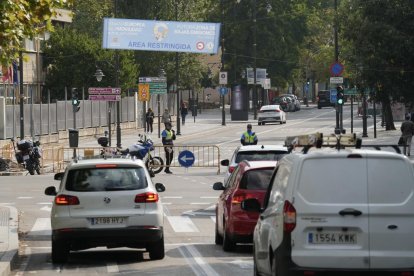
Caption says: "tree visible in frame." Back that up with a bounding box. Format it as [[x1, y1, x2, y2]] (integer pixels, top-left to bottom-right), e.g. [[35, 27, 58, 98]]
[[0, 0, 73, 66], [340, 0, 414, 130]]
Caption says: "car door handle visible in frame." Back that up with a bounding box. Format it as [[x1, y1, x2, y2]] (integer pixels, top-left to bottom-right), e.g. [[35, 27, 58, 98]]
[[339, 208, 362, 216]]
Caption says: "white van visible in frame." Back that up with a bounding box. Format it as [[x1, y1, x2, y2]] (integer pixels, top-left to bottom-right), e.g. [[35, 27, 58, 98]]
[[243, 148, 414, 275]]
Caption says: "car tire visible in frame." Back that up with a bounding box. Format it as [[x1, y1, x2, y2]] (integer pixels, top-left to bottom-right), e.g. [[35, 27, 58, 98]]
[[222, 222, 235, 252], [272, 247, 295, 276], [317, 106, 322, 109], [262, 122, 265, 126], [215, 221, 223, 245], [148, 236, 165, 260], [51, 238, 70, 264], [253, 245, 261, 276], [258, 122, 262, 126]]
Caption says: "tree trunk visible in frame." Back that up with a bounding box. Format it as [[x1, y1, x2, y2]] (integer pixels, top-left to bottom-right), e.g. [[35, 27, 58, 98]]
[[382, 97, 396, 130]]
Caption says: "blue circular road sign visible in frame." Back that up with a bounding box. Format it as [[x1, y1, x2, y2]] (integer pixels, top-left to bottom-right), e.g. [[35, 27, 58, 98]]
[[330, 62, 344, 76], [219, 87, 228, 96], [178, 150, 195, 168]]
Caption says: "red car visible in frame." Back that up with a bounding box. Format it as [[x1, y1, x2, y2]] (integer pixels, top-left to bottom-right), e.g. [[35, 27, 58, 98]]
[[213, 160, 277, 251]]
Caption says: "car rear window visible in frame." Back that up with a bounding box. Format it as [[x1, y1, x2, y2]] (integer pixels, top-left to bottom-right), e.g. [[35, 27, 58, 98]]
[[66, 167, 148, 192], [239, 168, 274, 190], [235, 151, 287, 163]]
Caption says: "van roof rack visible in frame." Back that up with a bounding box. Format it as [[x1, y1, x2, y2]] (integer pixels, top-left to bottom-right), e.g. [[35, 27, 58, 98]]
[[285, 133, 402, 154]]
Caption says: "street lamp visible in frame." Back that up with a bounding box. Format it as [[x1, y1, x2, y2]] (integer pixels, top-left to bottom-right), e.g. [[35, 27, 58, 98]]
[[94, 68, 113, 146]]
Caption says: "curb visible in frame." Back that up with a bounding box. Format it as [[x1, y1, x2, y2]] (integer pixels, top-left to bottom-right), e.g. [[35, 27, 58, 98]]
[[0, 206, 19, 276]]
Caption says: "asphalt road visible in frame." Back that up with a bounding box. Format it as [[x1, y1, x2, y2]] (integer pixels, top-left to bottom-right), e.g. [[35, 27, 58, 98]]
[[3, 104, 393, 275]]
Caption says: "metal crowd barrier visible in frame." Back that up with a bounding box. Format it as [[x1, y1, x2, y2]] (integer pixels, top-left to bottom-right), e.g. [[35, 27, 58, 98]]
[[51, 145, 221, 174]]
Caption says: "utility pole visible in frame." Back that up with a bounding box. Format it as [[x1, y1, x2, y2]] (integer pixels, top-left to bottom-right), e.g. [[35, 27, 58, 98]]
[[114, 0, 121, 148], [334, 0, 340, 133], [253, 0, 257, 120], [175, 0, 181, 135], [19, 52, 24, 139], [221, 0, 226, 126]]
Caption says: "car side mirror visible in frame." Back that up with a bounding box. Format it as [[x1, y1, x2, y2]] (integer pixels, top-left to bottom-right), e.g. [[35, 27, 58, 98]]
[[54, 172, 64, 180], [44, 186, 57, 196], [241, 198, 262, 212], [212, 182, 225, 191], [220, 159, 229, 166], [155, 183, 166, 192]]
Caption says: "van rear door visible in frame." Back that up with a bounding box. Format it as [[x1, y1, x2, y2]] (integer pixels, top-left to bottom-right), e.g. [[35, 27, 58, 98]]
[[367, 156, 414, 269], [292, 155, 369, 269]]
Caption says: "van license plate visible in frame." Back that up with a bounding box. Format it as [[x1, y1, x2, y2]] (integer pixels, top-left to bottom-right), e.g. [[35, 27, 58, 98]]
[[308, 232, 357, 244], [91, 217, 125, 225]]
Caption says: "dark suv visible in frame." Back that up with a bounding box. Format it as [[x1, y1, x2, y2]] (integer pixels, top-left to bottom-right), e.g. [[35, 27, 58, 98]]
[[317, 90, 334, 109]]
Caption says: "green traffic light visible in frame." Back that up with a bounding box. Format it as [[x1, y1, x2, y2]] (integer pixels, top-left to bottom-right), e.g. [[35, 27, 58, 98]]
[[337, 99, 344, 105]]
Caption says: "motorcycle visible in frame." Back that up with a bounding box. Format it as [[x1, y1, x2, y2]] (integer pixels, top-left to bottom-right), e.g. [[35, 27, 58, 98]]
[[97, 133, 164, 175], [11, 138, 42, 175]]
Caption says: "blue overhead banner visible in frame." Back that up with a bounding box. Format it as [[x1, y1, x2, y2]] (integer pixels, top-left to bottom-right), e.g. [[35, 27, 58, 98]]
[[102, 18, 221, 54]]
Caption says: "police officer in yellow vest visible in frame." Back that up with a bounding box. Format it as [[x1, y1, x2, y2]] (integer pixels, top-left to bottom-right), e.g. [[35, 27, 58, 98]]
[[162, 122, 176, 174], [241, 124, 258, 145]]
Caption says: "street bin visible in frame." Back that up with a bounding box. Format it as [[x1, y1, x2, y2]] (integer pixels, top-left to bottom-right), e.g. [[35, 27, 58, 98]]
[[68, 128, 79, 148]]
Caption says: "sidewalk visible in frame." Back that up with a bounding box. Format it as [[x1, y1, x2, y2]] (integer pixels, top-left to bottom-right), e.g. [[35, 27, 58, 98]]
[[0, 206, 18, 276]]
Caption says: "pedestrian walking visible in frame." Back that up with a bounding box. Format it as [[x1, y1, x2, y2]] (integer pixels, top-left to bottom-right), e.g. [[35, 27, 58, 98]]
[[181, 102, 188, 125], [162, 122, 176, 174], [162, 108, 172, 128], [145, 108, 154, 133], [240, 124, 258, 145], [401, 114, 414, 156]]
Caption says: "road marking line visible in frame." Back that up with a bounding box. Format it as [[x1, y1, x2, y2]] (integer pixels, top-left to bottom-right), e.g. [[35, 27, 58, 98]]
[[162, 196, 183, 199], [178, 245, 219, 276], [37, 202, 52, 205], [200, 197, 217, 199], [162, 202, 172, 205], [190, 202, 211, 205], [167, 216, 199, 232], [107, 262, 119, 273], [29, 218, 51, 236], [17, 197, 33, 199], [40, 206, 52, 212]]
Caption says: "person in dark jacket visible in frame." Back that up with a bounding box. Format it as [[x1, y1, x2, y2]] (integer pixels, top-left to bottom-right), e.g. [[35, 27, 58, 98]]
[[181, 102, 188, 125], [401, 114, 414, 156], [145, 108, 154, 133], [161, 122, 176, 173]]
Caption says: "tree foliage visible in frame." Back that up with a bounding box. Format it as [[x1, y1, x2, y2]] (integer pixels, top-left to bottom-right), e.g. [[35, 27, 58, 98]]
[[340, 0, 414, 129], [0, 0, 73, 66]]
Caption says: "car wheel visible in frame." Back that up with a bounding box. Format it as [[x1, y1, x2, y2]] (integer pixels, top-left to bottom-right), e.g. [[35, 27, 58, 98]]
[[51, 238, 70, 264], [253, 245, 261, 276], [222, 222, 235, 252], [272, 247, 294, 276], [148, 236, 165, 260], [262, 122, 265, 126], [317, 106, 322, 109], [258, 122, 261, 126], [215, 220, 223, 245]]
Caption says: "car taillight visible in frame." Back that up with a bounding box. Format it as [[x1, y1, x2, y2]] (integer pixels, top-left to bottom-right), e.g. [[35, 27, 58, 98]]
[[273, 109, 280, 112], [283, 200, 296, 232], [135, 192, 159, 203], [55, 195, 80, 205], [228, 166, 236, 173], [231, 191, 257, 205]]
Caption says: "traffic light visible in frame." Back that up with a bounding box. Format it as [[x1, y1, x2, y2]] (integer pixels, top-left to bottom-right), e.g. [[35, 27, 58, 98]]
[[336, 86, 344, 105], [71, 88, 81, 112]]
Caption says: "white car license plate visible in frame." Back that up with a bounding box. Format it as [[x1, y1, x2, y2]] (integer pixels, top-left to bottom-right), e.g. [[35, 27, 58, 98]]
[[308, 232, 357, 244], [91, 217, 125, 225], [23, 155, 30, 161]]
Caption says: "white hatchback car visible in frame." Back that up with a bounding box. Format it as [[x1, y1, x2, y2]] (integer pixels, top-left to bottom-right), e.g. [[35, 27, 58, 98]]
[[242, 148, 414, 275], [258, 105, 287, 125], [220, 145, 288, 184], [45, 157, 166, 263]]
